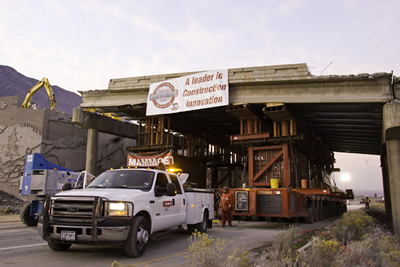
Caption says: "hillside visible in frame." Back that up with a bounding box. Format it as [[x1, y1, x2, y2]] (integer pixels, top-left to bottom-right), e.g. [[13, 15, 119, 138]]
[[0, 65, 81, 114]]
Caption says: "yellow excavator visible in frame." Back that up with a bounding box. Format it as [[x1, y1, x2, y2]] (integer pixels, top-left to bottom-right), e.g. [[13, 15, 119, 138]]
[[84, 107, 123, 121], [20, 77, 56, 110]]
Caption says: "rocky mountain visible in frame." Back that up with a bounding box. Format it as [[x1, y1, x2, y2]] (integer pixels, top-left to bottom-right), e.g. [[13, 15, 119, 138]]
[[0, 65, 81, 114]]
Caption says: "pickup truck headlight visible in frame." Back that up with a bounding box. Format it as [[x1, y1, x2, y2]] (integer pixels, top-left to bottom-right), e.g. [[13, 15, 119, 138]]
[[107, 202, 131, 216]]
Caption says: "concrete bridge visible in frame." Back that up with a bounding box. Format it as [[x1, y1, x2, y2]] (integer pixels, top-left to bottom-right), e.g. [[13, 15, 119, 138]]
[[73, 63, 400, 234]]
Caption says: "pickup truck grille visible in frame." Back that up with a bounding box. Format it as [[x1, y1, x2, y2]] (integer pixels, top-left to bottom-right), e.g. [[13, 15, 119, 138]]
[[47, 196, 104, 224]]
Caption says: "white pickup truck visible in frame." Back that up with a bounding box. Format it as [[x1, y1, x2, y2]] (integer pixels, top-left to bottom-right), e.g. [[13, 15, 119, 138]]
[[37, 168, 214, 257]]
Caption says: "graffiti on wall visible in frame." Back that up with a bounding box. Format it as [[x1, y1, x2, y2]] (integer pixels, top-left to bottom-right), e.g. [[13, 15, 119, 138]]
[[0, 124, 133, 188], [0, 124, 41, 186]]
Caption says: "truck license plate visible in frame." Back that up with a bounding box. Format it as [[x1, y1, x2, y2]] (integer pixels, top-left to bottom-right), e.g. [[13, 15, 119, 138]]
[[60, 231, 76, 241]]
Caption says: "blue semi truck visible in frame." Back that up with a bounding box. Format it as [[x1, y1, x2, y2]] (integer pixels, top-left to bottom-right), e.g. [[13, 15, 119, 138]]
[[19, 153, 84, 226]]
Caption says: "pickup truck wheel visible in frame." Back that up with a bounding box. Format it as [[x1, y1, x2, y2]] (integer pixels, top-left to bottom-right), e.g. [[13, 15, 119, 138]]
[[195, 212, 208, 233], [47, 241, 71, 251], [20, 202, 38, 227], [124, 216, 149, 258], [187, 224, 195, 233]]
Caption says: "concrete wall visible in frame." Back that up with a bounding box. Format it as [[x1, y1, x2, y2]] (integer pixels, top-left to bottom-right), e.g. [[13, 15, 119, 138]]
[[0, 96, 136, 199]]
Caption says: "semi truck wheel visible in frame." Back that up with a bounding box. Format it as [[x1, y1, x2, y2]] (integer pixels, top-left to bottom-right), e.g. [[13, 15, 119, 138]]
[[20, 202, 38, 226], [195, 212, 208, 233], [124, 216, 149, 258], [47, 241, 71, 251]]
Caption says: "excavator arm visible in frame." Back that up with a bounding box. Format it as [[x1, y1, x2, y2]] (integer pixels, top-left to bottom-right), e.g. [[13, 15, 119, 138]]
[[20, 77, 56, 110], [84, 108, 122, 121]]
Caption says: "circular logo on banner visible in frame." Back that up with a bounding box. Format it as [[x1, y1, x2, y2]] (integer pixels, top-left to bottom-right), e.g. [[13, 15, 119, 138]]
[[149, 82, 178, 109]]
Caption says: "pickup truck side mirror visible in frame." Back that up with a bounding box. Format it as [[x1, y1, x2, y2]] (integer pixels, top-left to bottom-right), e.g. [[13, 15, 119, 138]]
[[167, 183, 176, 196], [155, 183, 176, 197]]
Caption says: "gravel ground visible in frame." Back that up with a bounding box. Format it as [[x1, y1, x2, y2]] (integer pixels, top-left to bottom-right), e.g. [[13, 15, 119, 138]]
[[0, 190, 27, 215]]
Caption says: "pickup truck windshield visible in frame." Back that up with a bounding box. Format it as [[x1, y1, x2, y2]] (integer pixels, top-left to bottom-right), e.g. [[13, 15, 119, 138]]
[[87, 170, 155, 191]]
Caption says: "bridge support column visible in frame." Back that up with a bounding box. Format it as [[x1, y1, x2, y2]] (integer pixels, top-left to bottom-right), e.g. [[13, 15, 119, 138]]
[[383, 101, 400, 235], [86, 128, 98, 175]]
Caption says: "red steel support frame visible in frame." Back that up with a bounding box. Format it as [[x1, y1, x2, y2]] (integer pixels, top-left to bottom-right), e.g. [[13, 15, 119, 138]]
[[248, 144, 290, 187]]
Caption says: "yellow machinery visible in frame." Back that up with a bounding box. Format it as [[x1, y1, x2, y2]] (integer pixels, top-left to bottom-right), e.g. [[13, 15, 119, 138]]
[[84, 108, 122, 121], [21, 77, 56, 110]]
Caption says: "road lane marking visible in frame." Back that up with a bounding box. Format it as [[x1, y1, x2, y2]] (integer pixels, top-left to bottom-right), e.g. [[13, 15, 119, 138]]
[[126, 251, 190, 266], [0, 243, 48, 251]]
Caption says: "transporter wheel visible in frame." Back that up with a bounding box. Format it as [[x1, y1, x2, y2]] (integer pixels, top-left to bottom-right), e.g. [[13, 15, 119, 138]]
[[305, 208, 314, 224], [47, 241, 71, 251], [195, 212, 208, 233], [276, 217, 285, 223], [291, 217, 300, 223], [240, 215, 249, 221], [20, 202, 38, 227], [313, 208, 319, 222], [124, 216, 149, 258]]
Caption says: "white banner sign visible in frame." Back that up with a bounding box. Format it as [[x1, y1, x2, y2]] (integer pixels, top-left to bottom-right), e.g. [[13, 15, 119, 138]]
[[146, 69, 229, 116], [127, 151, 174, 167]]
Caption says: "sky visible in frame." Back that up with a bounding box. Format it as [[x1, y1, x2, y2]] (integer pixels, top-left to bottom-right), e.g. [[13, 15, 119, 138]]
[[1, 0, 398, 191]]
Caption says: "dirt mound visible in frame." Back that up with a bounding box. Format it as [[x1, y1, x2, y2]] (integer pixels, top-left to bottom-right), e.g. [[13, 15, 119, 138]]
[[0, 190, 27, 215]]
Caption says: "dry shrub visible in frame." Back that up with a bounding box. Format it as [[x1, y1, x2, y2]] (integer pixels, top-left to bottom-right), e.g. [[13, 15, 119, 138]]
[[2, 206, 13, 214], [334, 238, 374, 267], [255, 211, 400, 267], [369, 202, 385, 213], [332, 234, 400, 267], [253, 225, 302, 267], [331, 210, 374, 244], [292, 237, 340, 267], [185, 231, 248, 267], [111, 261, 124, 267], [367, 202, 391, 230], [378, 235, 400, 267]]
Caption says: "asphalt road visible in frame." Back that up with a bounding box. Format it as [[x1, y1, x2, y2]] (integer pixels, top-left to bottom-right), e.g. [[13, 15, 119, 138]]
[[0, 208, 360, 267]]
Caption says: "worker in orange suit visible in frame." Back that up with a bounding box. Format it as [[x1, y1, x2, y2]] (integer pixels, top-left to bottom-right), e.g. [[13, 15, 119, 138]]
[[219, 186, 233, 227]]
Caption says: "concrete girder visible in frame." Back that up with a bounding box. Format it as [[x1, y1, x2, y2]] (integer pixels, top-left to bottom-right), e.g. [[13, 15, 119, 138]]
[[78, 64, 394, 109], [72, 108, 138, 174], [72, 108, 138, 138], [394, 77, 400, 100]]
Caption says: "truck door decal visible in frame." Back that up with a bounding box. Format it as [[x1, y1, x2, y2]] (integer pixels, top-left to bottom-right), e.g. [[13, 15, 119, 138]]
[[163, 201, 173, 207]]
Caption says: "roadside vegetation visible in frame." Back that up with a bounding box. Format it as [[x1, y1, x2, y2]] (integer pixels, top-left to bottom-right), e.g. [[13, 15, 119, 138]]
[[185, 231, 249, 267], [111, 203, 399, 267], [254, 202, 400, 267]]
